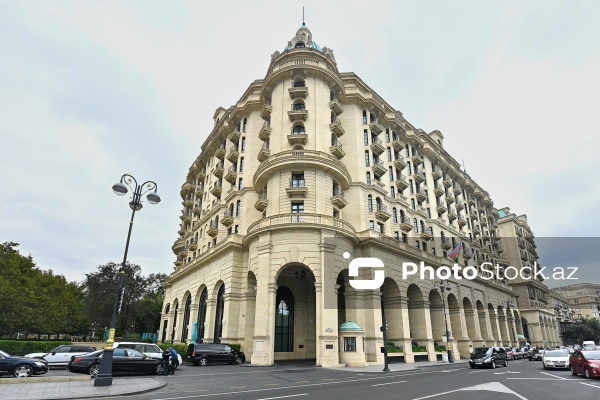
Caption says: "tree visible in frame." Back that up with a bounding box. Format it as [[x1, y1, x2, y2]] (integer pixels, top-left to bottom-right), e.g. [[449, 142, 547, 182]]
[[562, 318, 600, 345]]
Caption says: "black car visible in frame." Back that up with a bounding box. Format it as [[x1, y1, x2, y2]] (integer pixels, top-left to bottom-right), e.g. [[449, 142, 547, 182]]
[[0, 350, 49, 378], [529, 348, 543, 361], [469, 346, 508, 369], [186, 343, 245, 366], [67, 349, 163, 377]]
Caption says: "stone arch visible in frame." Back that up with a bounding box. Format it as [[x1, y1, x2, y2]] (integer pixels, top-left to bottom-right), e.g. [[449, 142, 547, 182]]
[[171, 298, 180, 343], [181, 291, 193, 342], [497, 306, 509, 345], [381, 277, 405, 347], [407, 284, 428, 343], [513, 310, 524, 336], [463, 297, 476, 340], [213, 283, 226, 343], [447, 293, 462, 340], [487, 303, 499, 341], [428, 289, 445, 344], [476, 301, 490, 341]]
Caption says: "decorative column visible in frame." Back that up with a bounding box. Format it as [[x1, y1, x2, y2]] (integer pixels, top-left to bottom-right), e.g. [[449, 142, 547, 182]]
[[251, 281, 277, 365], [187, 304, 199, 343]]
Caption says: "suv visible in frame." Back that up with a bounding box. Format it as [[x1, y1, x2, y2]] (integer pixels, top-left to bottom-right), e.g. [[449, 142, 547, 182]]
[[113, 342, 182, 368], [469, 346, 508, 369], [25, 345, 96, 366], [186, 343, 245, 366]]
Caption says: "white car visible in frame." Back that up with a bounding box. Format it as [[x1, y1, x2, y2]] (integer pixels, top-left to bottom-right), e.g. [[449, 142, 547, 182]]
[[113, 342, 182, 368], [542, 349, 570, 369], [25, 345, 96, 366]]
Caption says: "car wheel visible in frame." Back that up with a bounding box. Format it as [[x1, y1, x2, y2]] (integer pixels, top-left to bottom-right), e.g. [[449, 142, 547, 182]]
[[571, 366, 578, 376], [528, 357, 532, 361], [199, 357, 208, 366], [235, 356, 243, 365], [543, 364, 547, 370], [491, 360, 496, 369], [585, 368, 591, 379], [504, 359, 508, 367], [88, 364, 100, 378], [154, 363, 163, 375], [470, 364, 475, 369], [13, 364, 33, 378]]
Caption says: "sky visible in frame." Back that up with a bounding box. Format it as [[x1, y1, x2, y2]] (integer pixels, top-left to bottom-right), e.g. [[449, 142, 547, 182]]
[[1, 0, 599, 286]]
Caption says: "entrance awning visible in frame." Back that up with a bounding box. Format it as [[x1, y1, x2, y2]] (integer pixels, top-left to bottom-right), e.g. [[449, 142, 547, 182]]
[[517, 334, 527, 340]]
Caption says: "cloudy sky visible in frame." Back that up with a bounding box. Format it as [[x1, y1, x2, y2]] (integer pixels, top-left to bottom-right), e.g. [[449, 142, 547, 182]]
[[1, 0, 599, 286]]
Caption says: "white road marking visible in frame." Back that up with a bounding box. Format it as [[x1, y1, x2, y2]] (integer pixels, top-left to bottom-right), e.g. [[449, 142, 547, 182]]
[[580, 382, 600, 389], [254, 395, 308, 400], [410, 381, 528, 400], [372, 380, 407, 386], [494, 371, 521, 374], [506, 378, 566, 380], [540, 372, 565, 379], [469, 370, 486, 373]]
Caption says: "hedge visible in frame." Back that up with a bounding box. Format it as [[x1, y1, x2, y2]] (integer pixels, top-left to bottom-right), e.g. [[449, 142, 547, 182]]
[[0, 340, 71, 356], [156, 342, 243, 361]]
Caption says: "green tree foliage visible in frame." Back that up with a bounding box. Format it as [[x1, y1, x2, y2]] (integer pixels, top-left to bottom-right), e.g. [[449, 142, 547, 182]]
[[0, 242, 88, 336], [562, 318, 600, 344]]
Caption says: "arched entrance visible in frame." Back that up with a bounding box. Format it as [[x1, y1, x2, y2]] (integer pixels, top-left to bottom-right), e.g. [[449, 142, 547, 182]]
[[476, 301, 490, 343], [213, 284, 225, 343], [196, 288, 208, 343], [181, 294, 192, 343], [488, 303, 499, 344]]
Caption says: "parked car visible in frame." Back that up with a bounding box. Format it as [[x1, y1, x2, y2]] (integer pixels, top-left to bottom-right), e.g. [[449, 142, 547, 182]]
[[24, 345, 96, 366], [529, 348, 543, 361], [0, 350, 49, 378], [113, 342, 182, 368], [67, 349, 163, 377], [186, 343, 245, 366], [504, 347, 514, 360], [570, 350, 600, 378], [469, 346, 508, 369], [582, 341, 597, 351], [542, 349, 570, 369]]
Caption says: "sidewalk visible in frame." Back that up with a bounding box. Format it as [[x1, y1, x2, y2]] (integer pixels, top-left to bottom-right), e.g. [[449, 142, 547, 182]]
[[0, 377, 167, 400], [327, 358, 470, 373]]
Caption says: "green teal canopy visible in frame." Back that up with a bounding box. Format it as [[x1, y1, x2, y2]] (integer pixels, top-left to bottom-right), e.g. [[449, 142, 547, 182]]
[[339, 321, 363, 331]]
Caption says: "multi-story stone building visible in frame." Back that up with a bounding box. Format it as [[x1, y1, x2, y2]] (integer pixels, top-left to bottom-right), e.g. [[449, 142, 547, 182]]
[[548, 291, 575, 345], [552, 283, 600, 321], [162, 24, 558, 366], [496, 208, 560, 347]]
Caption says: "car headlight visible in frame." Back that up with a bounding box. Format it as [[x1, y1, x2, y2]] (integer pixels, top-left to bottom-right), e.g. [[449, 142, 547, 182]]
[[34, 361, 46, 366], [589, 363, 599, 368], [484, 357, 491, 362]]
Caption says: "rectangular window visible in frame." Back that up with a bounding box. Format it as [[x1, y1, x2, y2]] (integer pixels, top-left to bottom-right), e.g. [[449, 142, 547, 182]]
[[369, 220, 375, 230], [409, 180, 414, 194], [390, 186, 395, 198], [407, 162, 412, 175], [365, 151, 370, 166], [427, 208, 431, 218], [385, 130, 390, 142], [227, 227, 232, 236], [415, 240, 420, 249], [406, 146, 410, 157], [422, 242, 427, 251], [241, 137, 246, 152], [402, 233, 408, 243], [394, 231, 399, 240], [291, 173, 305, 187], [234, 225, 239, 234], [432, 247, 436, 255], [366, 172, 371, 185], [364, 130, 369, 144], [377, 223, 384, 233], [291, 202, 304, 222], [238, 178, 243, 190], [242, 118, 247, 132], [413, 218, 418, 232], [389, 167, 394, 181], [363, 111, 367, 125], [411, 199, 416, 210], [387, 147, 392, 161], [344, 337, 356, 352], [239, 157, 244, 172]]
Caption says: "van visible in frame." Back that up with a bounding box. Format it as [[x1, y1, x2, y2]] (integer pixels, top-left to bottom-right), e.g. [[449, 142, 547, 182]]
[[582, 341, 596, 350], [186, 343, 245, 366]]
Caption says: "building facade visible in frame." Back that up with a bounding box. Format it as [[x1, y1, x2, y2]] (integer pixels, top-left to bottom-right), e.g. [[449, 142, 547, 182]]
[[162, 24, 559, 366], [552, 283, 600, 321]]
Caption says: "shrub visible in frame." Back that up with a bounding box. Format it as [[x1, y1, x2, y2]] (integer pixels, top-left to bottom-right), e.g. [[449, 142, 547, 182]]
[[0, 340, 71, 356], [386, 341, 403, 353], [141, 337, 154, 343], [158, 343, 189, 360], [411, 342, 427, 352], [433, 342, 446, 352]]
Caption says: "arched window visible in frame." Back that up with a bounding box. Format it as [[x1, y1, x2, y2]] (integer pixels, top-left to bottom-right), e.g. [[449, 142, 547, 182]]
[[400, 210, 406, 223], [181, 295, 192, 342], [413, 218, 418, 233], [376, 197, 383, 211], [441, 231, 446, 241], [294, 41, 305, 48], [236, 200, 242, 216], [197, 289, 208, 343], [292, 101, 306, 110], [370, 113, 376, 123], [420, 220, 426, 232], [213, 285, 225, 343], [162, 304, 170, 343], [392, 208, 398, 223], [275, 286, 294, 352], [228, 203, 234, 216], [292, 124, 305, 134], [171, 302, 179, 342], [367, 195, 373, 212], [294, 79, 305, 87]]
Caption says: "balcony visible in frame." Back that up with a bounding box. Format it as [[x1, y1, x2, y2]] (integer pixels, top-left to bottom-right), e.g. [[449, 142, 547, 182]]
[[370, 136, 385, 155], [520, 252, 528, 261], [480, 218, 488, 226], [224, 165, 238, 184], [468, 198, 476, 206], [332, 188, 347, 208], [415, 191, 427, 202], [227, 145, 239, 163], [482, 195, 492, 206], [207, 221, 218, 237], [416, 205, 428, 218], [391, 138, 405, 151], [222, 211, 234, 227], [258, 121, 271, 141], [329, 98, 344, 114], [371, 160, 386, 177], [518, 240, 525, 249], [458, 217, 467, 227], [286, 179, 308, 197], [463, 247, 472, 259], [399, 218, 413, 232], [477, 204, 485, 213], [288, 133, 308, 145], [257, 143, 270, 162], [395, 175, 409, 190], [180, 182, 194, 199], [393, 155, 407, 170], [288, 86, 308, 99], [210, 181, 222, 197], [443, 177, 453, 188], [455, 200, 464, 210], [261, 103, 272, 119], [330, 138, 345, 159], [174, 256, 184, 268], [213, 161, 224, 178], [195, 183, 204, 197], [473, 187, 483, 198], [420, 228, 432, 241], [171, 239, 185, 254], [436, 200, 447, 214], [288, 104, 308, 122], [441, 237, 453, 250], [329, 118, 345, 136], [188, 238, 198, 251], [472, 225, 481, 235], [227, 128, 241, 143], [254, 190, 267, 211], [448, 208, 457, 221], [375, 204, 391, 221], [445, 193, 455, 204], [412, 154, 423, 166], [414, 171, 425, 184], [193, 202, 202, 215], [183, 194, 194, 208], [369, 120, 383, 134], [434, 183, 445, 196], [469, 209, 478, 220], [215, 144, 226, 160], [453, 183, 462, 195]]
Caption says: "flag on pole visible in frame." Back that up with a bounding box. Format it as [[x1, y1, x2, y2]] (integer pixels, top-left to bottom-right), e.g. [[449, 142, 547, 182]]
[[448, 242, 464, 262]]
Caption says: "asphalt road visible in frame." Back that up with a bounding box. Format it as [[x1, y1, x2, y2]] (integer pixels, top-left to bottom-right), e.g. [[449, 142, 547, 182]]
[[43, 359, 600, 400]]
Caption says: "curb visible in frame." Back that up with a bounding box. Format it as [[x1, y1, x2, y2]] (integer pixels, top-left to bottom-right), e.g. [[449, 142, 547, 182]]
[[0, 376, 91, 384], [39, 381, 168, 400]]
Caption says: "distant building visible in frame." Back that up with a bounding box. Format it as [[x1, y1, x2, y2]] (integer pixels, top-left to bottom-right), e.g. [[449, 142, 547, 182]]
[[162, 23, 559, 366], [548, 291, 575, 345], [552, 283, 600, 321]]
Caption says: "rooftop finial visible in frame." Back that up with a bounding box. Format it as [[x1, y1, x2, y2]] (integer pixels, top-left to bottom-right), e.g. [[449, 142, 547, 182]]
[[302, 6, 305, 26]]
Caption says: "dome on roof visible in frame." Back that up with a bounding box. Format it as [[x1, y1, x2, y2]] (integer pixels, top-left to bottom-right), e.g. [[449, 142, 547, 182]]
[[339, 321, 363, 331], [285, 22, 322, 52]]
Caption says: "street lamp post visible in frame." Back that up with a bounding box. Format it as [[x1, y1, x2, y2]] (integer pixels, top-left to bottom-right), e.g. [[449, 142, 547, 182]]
[[433, 280, 454, 363], [94, 174, 160, 387]]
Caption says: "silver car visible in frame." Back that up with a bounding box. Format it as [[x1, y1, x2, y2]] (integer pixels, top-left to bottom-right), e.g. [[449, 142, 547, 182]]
[[25, 345, 96, 366], [542, 349, 570, 369]]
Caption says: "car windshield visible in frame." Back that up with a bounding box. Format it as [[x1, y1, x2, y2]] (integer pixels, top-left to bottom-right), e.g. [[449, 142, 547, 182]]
[[583, 351, 600, 359], [0, 350, 11, 357], [545, 351, 568, 357], [473, 348, 491, 356]]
